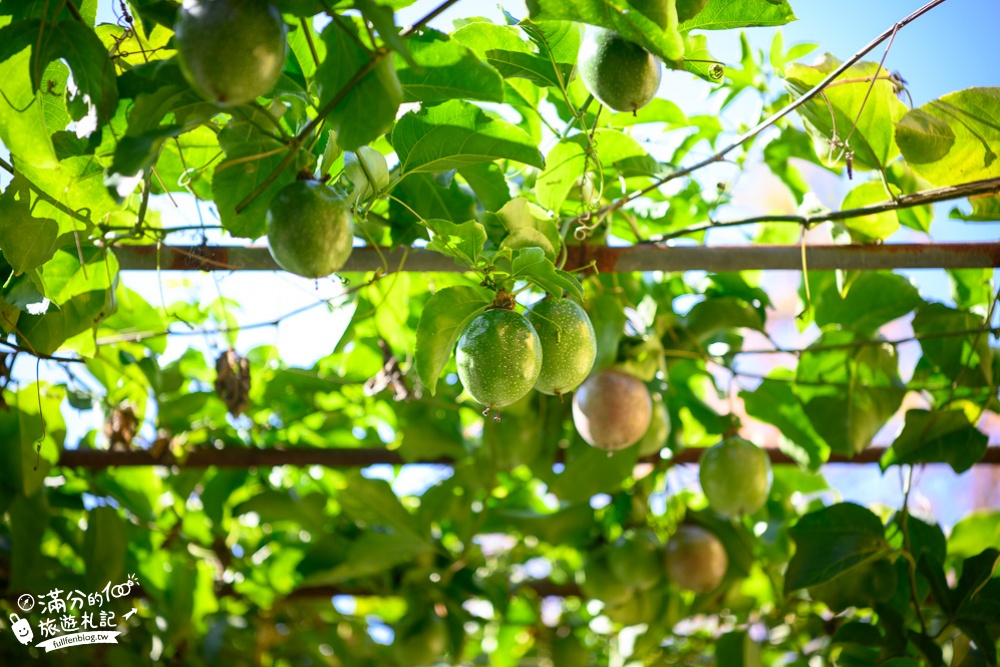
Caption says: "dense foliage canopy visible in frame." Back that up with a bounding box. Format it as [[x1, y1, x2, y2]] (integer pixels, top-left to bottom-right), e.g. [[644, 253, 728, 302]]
[[0, 0, 998, 665]]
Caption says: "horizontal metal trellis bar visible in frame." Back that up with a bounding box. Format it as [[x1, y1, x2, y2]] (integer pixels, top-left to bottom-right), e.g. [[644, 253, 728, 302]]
[[113, 242, 1000, 273], [55, 444, 1000, 469]]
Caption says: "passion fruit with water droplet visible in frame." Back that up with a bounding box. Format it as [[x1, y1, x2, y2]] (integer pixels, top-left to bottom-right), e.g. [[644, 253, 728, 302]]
[[456, 308, 542, 409]]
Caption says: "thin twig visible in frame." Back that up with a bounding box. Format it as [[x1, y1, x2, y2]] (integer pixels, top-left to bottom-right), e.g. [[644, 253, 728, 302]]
[[645, 176, 1000, 242]]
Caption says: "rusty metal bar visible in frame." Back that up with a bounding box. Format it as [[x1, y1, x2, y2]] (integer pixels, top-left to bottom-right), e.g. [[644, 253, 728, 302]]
[[55, 444, 1000, 469], [113, 242, 1000, 274]]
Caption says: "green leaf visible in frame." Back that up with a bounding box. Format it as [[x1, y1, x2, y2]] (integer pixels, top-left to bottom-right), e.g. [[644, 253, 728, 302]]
[[951, 195, 1000, 223], [0, 25, 58, 168], [589, 292, 626, 370], [41, 20, 119, 125], [17, 288, 111, 356], [949, 268, 994, 311], [949, 511, 1000, 561], [814, 271, 923, 335], [548, 442, 639, 503], [785, 502, 890, 592], [453, 19, 578, 90], [952, 549, 1000, 611], [0, 177, 60, 274], [393, 99, 544, 174], [912, 303, 993, 389], [896, 88, 1000, 186], [486, 197, 561, 260], [303, 531, 433, 585], [681, 0, 795, 30], [796, 331, 906, 456], [340, 472, 432, 546], [34, 246, 118, 305], [414, 285, 492, 394], [233, 490, 327, 533], [839, 181, 901, 241], [715, 630, 763, 667], [316, 20, 402, 151], [389, 172, 477, 242], [786, 55, 908, 171], [526, 0, 684, 62], [83, 505, 128, 589], [741, 375, 828, 469], [212, 117, 296, 239], [537, 129, 651, 213], [881, 409, 988, 474], [685, 296, 764, 340], [425, 219, 488, 269], [459, 162, 512, 212], [509, 247, 585, 301], [395, 29, 504, 103]]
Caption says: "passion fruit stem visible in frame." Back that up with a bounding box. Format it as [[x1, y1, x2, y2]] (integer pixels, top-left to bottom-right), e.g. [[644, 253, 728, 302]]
[[489, 289, 517, 311]]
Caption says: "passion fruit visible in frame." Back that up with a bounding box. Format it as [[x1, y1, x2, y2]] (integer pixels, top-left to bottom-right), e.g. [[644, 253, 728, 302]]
[[266, 180, 353, 278], [174, 0, 287, 106], [456, 308, 542, 409], [577, 27, 661, 113], [699, 436, 772, 517], [664, 524, 728, 594], [607, 530, 663, 591], [572, 369, 653, 451], [526, 298, 597, 397]]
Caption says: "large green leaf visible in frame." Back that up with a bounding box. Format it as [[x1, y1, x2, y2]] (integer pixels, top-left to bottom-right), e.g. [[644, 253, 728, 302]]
[[393, 99, 544, 174], [785, 502, 890, 592], [340, 472, 434, 546], [0, 28, 58, 167], [741, 375, 828, 469], [16, 288, 111, 356], [414, 285, 493, 394], [537, 129, 651, 212], [526, 0, 684, 62], [83, 505, 128, 589], [912, 303, 993, 389], [453, 19, 579, 90], [881, 409, 988, 474], [0, 176, 61, 274], [839, 181, 901, 241], [813, 271, 923, 335], [795, 330, 906, 456], [396, 29, 504, 103], [302, 531, 433, 585], [34, 246, 118, 305], [425, 219, 488, 269], [896, 87, 1000, 186], [316, 19, 403, 151], [715, 630, 763, 667], [786, 55, 908, 171], [680, 0, 795, 30]]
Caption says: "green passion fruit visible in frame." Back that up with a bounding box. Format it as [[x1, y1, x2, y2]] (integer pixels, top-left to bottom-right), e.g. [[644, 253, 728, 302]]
[[456, 309, 542, 409], [526, 298, 597, 397], [577, 27, 661, 113], [607, 530, 663, 591], [664, 524, 728, 594], [266, 180, 353, 278], [699, 435, 772, 517], [175, 0, 287, 106], [572, 369, 653, 451]]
